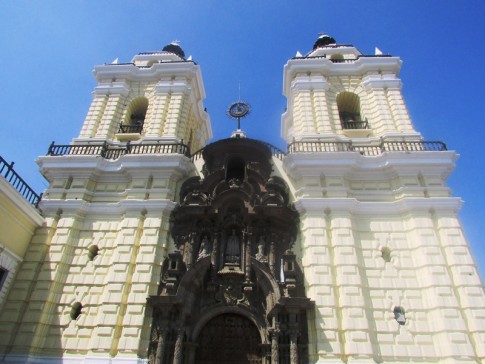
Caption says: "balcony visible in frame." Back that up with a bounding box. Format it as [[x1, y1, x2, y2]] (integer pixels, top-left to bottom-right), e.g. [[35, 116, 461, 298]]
[[341, 118, 369, 130], [116, 122, 144, 141], [47, 141, 191, 159], [118, 124, 143, 134]]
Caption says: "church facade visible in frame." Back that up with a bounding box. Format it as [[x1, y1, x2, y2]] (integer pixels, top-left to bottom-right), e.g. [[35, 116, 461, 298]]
[[0, 36, 484, 364]]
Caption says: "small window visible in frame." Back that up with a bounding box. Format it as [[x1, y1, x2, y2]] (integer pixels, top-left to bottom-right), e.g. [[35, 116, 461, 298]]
[[70, 302, 83, 320], [330, 53, 344, 63], [393, 306, 406, 325], [381, 247, 391, 263], [87, 245, 99, 261]]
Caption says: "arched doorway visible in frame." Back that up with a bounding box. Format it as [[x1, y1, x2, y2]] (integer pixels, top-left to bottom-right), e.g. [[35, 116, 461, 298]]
[[195, 313, 262, 364]]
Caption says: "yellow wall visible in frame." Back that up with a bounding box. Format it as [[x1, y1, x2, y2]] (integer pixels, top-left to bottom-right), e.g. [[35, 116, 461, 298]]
[[0, 179, 43, 259]]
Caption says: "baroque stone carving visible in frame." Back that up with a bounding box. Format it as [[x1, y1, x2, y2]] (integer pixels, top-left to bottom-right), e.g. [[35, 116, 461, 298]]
[[147, 138, 313, 363]]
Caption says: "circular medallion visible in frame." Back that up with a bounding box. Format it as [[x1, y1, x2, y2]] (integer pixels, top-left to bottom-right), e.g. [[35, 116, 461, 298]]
[[228, 101, 250, 119]]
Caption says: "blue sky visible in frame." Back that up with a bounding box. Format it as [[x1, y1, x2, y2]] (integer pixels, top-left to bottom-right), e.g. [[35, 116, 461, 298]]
[[1, 1, 484, 278]]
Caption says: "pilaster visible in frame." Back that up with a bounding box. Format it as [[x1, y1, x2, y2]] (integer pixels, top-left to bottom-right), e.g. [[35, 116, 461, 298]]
[[163, 93, 186, 138], [365, 87, 395, 134], [432, 210, 485, 360], [312, 87, 333, 134], [145, 93, 170, 137], [328, 209, 375, 362], [79, 94, 108, 138], [297, 203, 341, 362], [95, 94, 126, 139], [291, 75, 317, 137], [386, 88, 415, 133]]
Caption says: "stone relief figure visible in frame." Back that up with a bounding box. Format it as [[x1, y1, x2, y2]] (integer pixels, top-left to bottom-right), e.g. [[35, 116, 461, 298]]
[[255, 236, 268, 263], [197, 235, 210, 260], [225, 229, 240, 262]]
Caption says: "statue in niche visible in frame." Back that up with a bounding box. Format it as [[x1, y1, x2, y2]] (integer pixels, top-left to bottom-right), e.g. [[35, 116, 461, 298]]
[[255, 236, 268, 263], [225, 229, 240, 263], [197, 235, 211, 260]]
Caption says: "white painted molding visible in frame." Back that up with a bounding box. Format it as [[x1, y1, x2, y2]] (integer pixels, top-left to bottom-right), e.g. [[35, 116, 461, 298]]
[[294, 196, 463, 215], [38, 199, 177, 217]]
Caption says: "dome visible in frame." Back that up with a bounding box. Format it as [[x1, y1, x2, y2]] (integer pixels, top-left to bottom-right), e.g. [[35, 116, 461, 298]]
[[313, 34, 337, 50], [162, 41, 185, 59]]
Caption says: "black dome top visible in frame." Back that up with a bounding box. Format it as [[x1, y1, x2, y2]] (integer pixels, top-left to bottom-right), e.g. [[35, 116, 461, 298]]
[[162, 42, 185, 59], [313, 35, 337, 50]]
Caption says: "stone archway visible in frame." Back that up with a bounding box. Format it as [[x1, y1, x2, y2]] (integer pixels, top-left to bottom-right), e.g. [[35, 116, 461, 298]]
[[195, 313, 262, 364]]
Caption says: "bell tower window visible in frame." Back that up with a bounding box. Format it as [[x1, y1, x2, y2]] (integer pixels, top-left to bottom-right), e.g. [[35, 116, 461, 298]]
[[119, 97, 148, 134], [337, 92, 368, 129]]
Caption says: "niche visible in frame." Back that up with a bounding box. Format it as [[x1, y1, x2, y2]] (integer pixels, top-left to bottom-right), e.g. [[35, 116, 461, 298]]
[[226, 156, 246, 182], [70, 302, 83, 320]]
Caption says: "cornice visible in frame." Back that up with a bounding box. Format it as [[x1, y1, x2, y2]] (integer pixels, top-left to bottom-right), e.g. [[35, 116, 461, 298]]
[[283, 56, 402, 96], [283, 151, 457, 180], [37, 154, 196, 182], [294, 197, 463, 216], [39, 198, 177, 217]]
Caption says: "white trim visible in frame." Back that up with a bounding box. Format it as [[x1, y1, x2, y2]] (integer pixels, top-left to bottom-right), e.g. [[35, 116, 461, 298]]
[[294, 197, 463, 215], [39, 199, 177, 217]]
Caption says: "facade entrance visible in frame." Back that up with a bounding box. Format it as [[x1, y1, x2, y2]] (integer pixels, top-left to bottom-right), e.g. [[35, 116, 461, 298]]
[[147, 137, 313, 364], [196, 314, 262, 364]]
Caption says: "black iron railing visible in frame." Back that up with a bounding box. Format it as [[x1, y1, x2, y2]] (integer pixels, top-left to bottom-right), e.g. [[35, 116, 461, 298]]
[[287, 140, 447, 155], [341, 119, 369, 130], [118, 124, 143, 134], [0, 156, 41, 206], [47, 141, 191, 159], [46, 139, 447, 163]]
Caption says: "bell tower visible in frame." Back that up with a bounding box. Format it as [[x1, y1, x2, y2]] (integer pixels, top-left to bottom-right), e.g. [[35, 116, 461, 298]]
[[282, 34, 418, 142], [78, 41, 211, 150], [281, 35, 485, 364], [0, 42, 211, 363]]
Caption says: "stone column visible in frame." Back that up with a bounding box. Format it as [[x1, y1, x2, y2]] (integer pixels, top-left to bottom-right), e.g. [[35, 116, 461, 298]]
[[245, 230, 252, 281], [271, 329, 280, 364], [185, 233, 196, 270], [289, 331, 299, 364], [155, 327, 168, 364], [211, 231, 219, 274], [269, 238, 276, 278], [185, 341, 198, 364], [172, 327, 184, 364]]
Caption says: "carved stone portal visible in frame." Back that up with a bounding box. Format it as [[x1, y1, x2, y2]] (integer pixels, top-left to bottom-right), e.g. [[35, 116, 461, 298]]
[[147, 138, 313, 363]]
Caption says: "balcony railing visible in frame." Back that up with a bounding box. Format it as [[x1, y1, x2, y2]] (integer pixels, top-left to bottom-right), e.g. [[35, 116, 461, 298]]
[[287, 140, 447, 155], [118, 124, 143, 134], [46, 139, 447, 164], [0, 156, 41, 206], [341, 119, 369, 130], [47, 141, 190, 159]]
